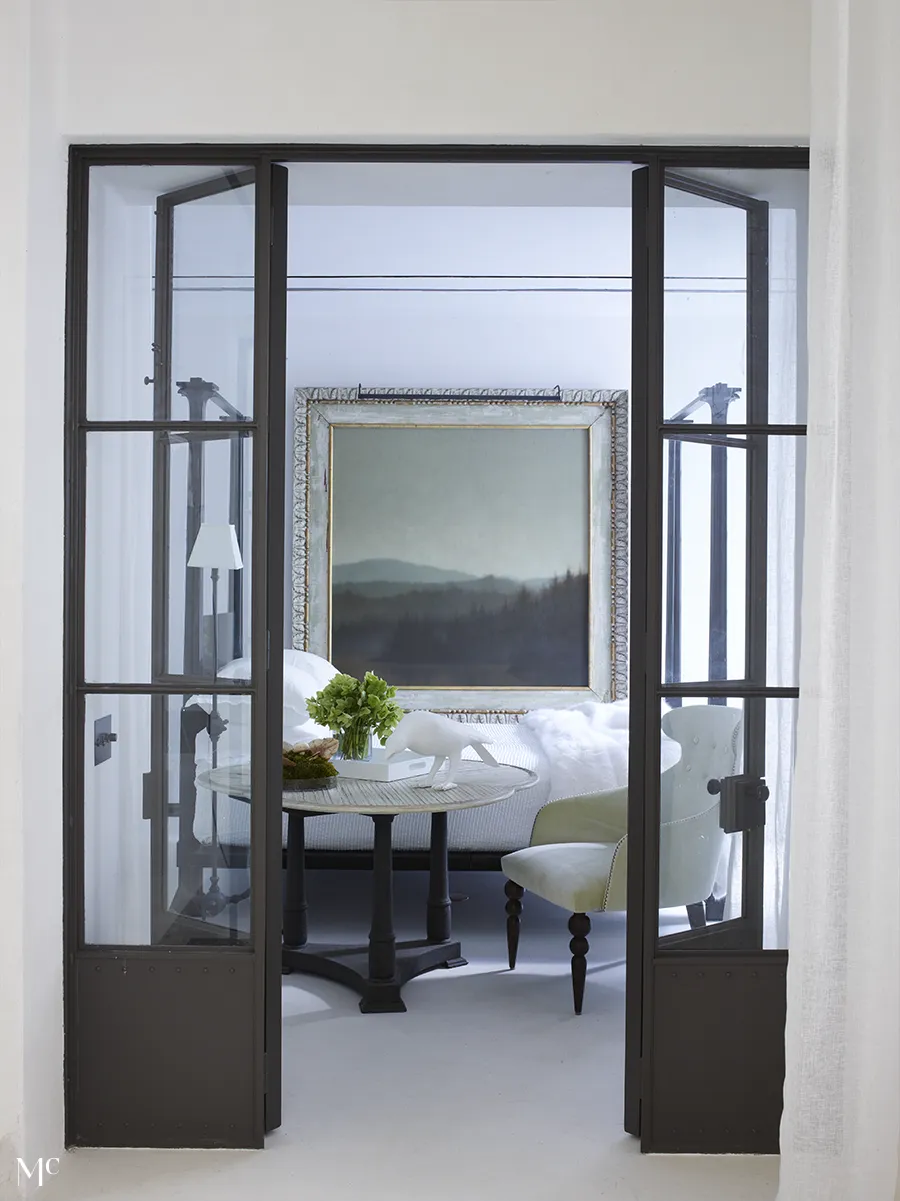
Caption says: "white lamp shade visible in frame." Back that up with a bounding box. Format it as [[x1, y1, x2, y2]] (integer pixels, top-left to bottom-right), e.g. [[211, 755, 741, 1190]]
[[187, 523, 244, 571]]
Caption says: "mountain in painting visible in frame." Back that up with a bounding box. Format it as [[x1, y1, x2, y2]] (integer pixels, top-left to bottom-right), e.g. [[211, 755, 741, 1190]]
[[332, 559, 479, 587], [331, 558, 589, 688]]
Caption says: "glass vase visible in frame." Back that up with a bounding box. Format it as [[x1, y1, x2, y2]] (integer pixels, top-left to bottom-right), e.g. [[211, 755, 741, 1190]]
[[338, 723, 373, 761]]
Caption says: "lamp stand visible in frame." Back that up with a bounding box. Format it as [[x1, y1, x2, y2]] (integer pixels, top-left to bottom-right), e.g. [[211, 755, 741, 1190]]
[[207, 566, 223, 913], [198, 567, 248, 936], [196, 568, 227, 924], [187, 522, 247, 938]]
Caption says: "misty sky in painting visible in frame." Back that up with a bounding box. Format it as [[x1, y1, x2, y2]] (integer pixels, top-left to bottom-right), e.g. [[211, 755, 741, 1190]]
[[330, 426, 589, 581]]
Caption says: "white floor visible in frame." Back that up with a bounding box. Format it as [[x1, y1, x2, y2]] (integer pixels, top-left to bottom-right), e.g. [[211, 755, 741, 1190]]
[[49, 871, 779, 1201]]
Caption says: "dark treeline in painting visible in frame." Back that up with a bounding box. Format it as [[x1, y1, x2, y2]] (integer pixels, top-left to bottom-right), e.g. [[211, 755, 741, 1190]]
[[331, 560, 589, 687]]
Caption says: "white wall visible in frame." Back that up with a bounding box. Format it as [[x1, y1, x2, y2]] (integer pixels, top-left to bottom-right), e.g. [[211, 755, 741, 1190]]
[[0, 1, 67, 1191], [58, 0, 810, 143], [0, 0, 810, 1190], [0, 4, 29, 1188]]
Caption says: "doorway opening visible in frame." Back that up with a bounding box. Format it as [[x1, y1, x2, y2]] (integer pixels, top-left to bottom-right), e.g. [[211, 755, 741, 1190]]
[[64, 147, 808, 1165]]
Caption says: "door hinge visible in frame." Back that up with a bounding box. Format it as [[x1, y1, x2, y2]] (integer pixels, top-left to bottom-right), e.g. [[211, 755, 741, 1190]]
[[264, 1052, 269, 1094]]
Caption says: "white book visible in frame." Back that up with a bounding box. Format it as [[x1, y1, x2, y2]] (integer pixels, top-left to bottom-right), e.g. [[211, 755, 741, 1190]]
[[335, 748, 434, 782]]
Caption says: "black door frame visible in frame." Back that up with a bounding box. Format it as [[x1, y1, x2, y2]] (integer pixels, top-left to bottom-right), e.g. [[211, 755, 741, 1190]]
[[63, 142, 808, 1151], [63, 153, 287, 1146], [626, 160, 807, 1151]]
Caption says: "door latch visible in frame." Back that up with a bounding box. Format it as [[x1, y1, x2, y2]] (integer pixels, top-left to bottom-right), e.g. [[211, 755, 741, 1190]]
[[93, 715, 118, 766], [708, 773, 769, 833]]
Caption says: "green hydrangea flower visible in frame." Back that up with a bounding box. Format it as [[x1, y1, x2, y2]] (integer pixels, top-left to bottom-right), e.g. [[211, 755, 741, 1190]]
[[306, 670, 402, 757]]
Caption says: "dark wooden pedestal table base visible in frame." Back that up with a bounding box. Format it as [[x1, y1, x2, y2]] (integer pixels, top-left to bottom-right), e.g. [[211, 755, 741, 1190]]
[[280, 762, 538, 1013], [282, 808, 463, 1013], [200, 759, 538, 1014]]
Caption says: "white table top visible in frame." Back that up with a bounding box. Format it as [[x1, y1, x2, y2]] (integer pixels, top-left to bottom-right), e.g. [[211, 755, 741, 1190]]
[[200, 759, 538, 816]]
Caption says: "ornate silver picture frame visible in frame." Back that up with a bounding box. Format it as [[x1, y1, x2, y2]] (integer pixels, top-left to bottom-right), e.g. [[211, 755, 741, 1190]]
[[292, 387, 628, 714]]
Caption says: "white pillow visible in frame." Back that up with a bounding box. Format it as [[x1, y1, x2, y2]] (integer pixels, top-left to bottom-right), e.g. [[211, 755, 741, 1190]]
[[191, 649, 340, 743], [281, 649, 339, 696]]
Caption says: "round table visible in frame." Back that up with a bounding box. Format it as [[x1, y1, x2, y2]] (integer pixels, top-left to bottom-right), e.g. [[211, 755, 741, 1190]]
[[202, 760, 538, 1013]]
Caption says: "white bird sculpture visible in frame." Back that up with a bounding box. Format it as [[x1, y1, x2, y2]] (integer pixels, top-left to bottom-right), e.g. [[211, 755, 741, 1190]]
[[383, 711, 499, 789]]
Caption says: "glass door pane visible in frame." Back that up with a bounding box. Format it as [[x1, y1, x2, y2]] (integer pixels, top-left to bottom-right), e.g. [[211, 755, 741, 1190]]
[[664, 168, 809, 426], [86, 166, 254, 422], [662, 435, 748, 684], [167, 171, 256, 422], [664, 182, 748, 424], [83, 429, 254, 685], [81, 165, 260, 950], [656, 169, 807, 955], [83, 691, 253, 946]]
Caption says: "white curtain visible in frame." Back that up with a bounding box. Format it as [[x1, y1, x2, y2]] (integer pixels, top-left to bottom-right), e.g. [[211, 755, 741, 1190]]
[[778, 0, 900, 1196]]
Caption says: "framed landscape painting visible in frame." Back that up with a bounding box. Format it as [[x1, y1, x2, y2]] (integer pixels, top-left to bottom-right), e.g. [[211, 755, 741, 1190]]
[[293, 387, 628, 715]]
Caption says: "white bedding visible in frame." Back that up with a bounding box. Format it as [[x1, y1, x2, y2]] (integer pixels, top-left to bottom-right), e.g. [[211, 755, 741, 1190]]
[[521, 700, 631, 800]]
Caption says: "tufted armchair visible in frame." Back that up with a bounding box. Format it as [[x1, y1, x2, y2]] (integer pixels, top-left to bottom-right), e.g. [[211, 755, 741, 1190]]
[[500, 704, 743, 1013]]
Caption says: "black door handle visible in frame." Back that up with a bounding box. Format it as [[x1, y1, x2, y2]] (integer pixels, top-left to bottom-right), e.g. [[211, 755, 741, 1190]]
[[709, 774, 769, 832]]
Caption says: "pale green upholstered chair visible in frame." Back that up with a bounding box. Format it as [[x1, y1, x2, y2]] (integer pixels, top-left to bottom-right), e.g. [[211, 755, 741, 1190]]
[[501, 704, 743, 1014]]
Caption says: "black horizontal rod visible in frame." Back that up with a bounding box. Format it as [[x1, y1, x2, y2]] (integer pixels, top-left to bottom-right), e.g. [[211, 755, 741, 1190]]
[[79, 681, 255, 695], [662, 423, 807, 436], [168, 284, 749, 296], [175, 272, 747, 283], [78, 420, 258, 434], [171, 270, 749, 281], [659, 683, 799, 699], [357, 391, 562, 402]]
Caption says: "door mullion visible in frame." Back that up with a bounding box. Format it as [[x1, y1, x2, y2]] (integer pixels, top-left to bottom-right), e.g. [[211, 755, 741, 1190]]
[[625, 164, 657, 1138], [252, 158, 288, 1136], [741, 197, 771, 946], [626, 160, 667, 1145], [149, 194, 176, 947]]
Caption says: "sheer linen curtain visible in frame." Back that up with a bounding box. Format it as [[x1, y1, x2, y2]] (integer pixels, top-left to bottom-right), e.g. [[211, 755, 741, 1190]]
[[778, 0, 900, 1197]]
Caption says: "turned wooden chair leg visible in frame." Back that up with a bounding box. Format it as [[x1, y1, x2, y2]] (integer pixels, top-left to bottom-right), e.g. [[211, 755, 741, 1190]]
[[704, 891, 726, 923], [686, 901, 707, 929], [568, 912, 591, 1015], [504, 879, 524, 969]]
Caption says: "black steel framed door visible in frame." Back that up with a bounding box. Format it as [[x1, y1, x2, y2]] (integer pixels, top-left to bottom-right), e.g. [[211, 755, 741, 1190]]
[[626, 162, 807, 1151], [63, 156, 287, 1146]]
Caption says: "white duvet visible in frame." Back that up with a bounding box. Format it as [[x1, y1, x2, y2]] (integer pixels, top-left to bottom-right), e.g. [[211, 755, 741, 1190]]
[[521, 700, 680, 802]]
